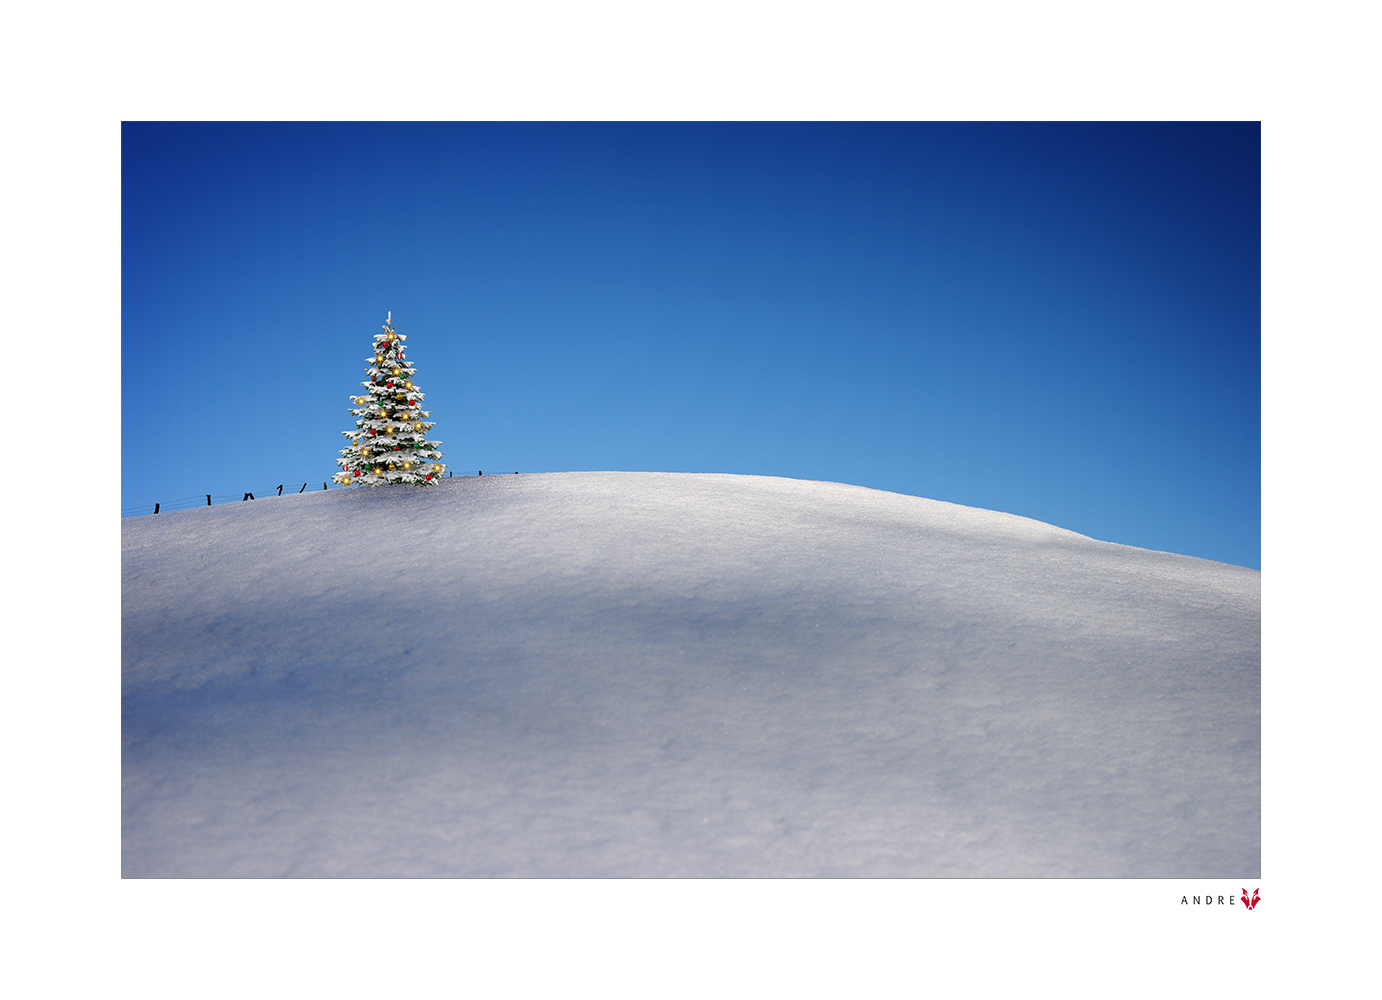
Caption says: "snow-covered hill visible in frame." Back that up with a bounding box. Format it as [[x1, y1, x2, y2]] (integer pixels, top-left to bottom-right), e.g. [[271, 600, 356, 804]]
[[122, 472, 1259, 877]]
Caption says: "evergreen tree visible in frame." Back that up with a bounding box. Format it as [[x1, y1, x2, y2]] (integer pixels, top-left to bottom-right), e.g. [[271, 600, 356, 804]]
[[334, 313, 447, 486]]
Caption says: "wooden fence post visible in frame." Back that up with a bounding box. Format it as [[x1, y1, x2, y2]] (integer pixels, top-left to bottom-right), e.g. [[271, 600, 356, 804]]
[[206, 495, 211, 506], [299, 483, 306, 493], [277, 485, 284, 496], [154, 502, 159, 514]]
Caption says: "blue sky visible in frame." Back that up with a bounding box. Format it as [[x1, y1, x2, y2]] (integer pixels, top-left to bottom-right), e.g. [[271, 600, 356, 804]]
[[122, 122, 1259, 568]]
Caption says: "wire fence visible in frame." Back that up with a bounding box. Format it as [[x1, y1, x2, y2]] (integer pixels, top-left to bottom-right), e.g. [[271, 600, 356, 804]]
[[120, 470, 515, 517], [121, 481, 341, 517]]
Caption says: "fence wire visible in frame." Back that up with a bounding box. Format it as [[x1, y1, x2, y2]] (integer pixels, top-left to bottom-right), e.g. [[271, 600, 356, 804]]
[[121, 471, 486, 517]]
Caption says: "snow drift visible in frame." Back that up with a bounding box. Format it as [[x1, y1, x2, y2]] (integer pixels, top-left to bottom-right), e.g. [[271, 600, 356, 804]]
[[122, 472, 1259, 877]]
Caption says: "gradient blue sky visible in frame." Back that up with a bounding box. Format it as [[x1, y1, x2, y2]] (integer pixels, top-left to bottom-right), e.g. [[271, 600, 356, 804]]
[[122, 122, 1259, 568]]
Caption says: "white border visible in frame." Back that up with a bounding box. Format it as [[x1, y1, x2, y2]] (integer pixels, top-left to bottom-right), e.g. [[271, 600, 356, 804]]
[[11, 0, 1369, 991]]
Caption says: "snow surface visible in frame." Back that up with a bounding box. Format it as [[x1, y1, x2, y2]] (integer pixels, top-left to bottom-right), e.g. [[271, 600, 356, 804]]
[[122, 472, 1259, 877]]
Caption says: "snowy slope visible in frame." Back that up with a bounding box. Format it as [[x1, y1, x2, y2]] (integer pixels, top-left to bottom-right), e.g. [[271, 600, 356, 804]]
[[121, 472, 1259, 877]]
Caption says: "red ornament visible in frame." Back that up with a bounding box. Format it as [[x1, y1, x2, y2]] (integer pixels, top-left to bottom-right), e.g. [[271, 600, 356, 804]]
[[354, 470, 361, 476]]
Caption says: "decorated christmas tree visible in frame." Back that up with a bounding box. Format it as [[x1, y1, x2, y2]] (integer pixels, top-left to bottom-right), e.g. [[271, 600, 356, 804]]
[[334, 313, 447, 486]]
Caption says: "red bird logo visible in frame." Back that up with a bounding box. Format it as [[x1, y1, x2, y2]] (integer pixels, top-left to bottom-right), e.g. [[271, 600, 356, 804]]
[[1240, 888, 1260, 911]]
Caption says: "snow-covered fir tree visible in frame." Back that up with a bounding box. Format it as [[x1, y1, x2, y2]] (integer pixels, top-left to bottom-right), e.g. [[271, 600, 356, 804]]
[[334, 313, 447, 486]]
